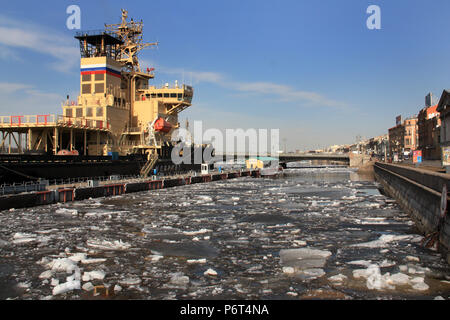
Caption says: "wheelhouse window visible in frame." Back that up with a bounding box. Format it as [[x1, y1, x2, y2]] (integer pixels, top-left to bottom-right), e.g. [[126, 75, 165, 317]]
[[96, 107, 103, 117], [82, 84, 91, 94]]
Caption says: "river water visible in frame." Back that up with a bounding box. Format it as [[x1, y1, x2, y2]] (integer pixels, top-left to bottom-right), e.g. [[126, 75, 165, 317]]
[[0, 166, 449, 300]]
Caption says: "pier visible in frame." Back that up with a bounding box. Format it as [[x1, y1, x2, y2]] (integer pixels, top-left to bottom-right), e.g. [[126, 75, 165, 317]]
[[0, 169, 261, 211]]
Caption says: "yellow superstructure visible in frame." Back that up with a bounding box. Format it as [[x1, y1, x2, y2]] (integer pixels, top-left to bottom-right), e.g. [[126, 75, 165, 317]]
[[0, 9, 193, 158]]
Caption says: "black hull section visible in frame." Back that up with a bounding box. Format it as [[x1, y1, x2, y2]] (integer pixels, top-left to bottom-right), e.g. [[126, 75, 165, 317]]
[[0, 154, 203, 184]]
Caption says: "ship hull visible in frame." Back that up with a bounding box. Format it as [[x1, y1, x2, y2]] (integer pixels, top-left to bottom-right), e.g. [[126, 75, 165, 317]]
[[0, 151, 206, 184]]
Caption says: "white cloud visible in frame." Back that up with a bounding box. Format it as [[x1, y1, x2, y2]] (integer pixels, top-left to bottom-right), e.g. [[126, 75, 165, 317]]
[[0, 83, 33, 93], [152, 64, 348, 109], [231, 81, 348, 109], [0, 82, 63, 115], [0, 15, 79, 73], [0, 45, 21, 62], [160, 67, 224, 84]]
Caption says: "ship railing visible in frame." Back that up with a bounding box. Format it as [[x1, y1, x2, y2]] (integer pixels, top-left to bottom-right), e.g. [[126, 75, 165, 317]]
[[75, 29, 121, 40], [0, 114, 59, 127], [46, 174, 142, 188], [57, 115, 110, 130], [0, 180, 48, 196], [139, 83, 192, 91], [0, 114, 109, 130]]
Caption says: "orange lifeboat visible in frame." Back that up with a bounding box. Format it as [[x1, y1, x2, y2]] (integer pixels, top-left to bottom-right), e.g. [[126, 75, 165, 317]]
[[154, 117, 172, 133]]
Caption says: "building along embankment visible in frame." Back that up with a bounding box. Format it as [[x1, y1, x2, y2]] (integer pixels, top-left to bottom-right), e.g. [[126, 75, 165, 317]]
[[0, 170, 260, 211], [374, 162, 450, 263]]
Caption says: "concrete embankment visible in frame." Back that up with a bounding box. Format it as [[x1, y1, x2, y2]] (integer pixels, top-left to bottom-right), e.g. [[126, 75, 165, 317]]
[[0, 170, 260, 211], [374, 162, 450, 260]]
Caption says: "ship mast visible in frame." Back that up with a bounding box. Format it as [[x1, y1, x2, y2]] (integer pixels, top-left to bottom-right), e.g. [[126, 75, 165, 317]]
[[105, 9, 158, 72]]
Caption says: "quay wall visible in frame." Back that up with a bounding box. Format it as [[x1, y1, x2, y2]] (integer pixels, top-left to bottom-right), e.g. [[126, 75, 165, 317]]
[[374, 162, 450, 258], [0, 170, 260, 211]]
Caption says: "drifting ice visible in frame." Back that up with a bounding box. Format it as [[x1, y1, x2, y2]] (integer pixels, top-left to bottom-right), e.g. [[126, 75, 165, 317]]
[[86, 239, 131, 250], [82, 270, 105, 281], [279, 248, 332, 269], [52, 280, 80, 295], [204, 268, 218, 276]]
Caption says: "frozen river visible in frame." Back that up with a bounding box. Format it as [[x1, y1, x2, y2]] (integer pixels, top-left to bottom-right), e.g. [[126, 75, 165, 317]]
[[1, 166, 449, 300]]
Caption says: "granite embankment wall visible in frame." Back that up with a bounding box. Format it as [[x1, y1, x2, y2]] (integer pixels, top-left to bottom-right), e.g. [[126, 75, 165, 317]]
[[0, 170, 259, 211], [374, 162, 450, 257]]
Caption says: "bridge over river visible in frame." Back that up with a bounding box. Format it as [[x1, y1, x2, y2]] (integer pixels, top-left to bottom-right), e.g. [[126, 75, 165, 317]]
[[217, 153, 351, 165]]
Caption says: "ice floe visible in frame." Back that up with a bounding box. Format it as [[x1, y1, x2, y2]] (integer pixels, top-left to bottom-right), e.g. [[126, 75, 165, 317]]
[[81, 258, 107, 264], [280, 248, 332, 269], [351, 234, 422, 248], [82, 282, 94, 291], [55, 208, 78, 216], [204, 268, 218, 276], [47, 258, 78, 273], [12, 232, 37, 244], [279, 248, 331, 280], [114, 285, 122, 293], [183, 229, 213, 236], [352, 264, 430, 291], [82, 270, 105, 281], [52, 280, 80, 295], [147, 254, 164, 262], [119, 277, 142, 286], [86, 239, 131, 250], [187, 258, 207, 264], [39, 270, 53, 280], [328, 274, 347, 283], [169, 272, 190, 286]]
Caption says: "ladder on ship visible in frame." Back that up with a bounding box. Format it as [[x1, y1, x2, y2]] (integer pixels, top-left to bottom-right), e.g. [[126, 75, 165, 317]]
[[140, 153, 159, 177]]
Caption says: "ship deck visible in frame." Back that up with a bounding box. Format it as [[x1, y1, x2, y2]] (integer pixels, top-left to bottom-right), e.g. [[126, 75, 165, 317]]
[[0, 114, 110, 155], [0, 114, 110, 132]]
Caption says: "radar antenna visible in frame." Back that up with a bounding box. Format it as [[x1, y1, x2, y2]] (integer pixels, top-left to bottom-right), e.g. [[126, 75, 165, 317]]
[[105, 9, 158, 72]]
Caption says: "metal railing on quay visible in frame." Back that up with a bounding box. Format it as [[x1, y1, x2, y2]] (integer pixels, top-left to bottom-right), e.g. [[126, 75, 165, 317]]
[[0, 167, 254, 196]]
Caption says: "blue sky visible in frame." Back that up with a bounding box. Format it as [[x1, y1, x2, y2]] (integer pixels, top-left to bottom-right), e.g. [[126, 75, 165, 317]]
[[0, 0, 450, 151]]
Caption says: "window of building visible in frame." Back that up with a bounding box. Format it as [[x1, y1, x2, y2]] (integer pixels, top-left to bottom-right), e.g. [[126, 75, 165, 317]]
[[82, 84, 91, 94], [157, 93, 162, 98], [177, 93, 183, 99], [151, 93, 156, 98], [82, 74, 91, 82], [96, 107, 103, 117], [164, 93, 169, 98], [65, 108, 73, 117], [170, 93, 177, 98], [86, 107, 93, 117], [95, 83, 104, 93], [76, 108, 83, 117], [95, 73, 104, 81]]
